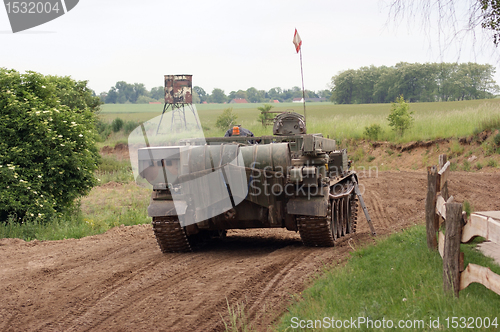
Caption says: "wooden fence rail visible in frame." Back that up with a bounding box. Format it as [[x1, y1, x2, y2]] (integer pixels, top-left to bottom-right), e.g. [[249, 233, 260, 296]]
[[426, 154, 500, 298]]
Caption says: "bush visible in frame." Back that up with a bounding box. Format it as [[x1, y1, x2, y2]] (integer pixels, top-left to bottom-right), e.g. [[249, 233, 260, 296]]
[[136, 95, 155, 104], [487, 159, 498, 167], [111, 117, 124, 132], [95, 119, 112, 141], [387, 95, 413, 135], [215, 108, 238, 131], [462, 160, 471, 171], [450, 140, 464, 157], [351, 147, 365, 163], [123, 120, 139, 134], [482, 141, 495, 156], [494, 133, 500, 147], [0, 68, 100, 222], [363, 124, 383, 140]]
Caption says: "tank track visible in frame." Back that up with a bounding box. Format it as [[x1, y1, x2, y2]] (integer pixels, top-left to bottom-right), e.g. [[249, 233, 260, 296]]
[[298, 194, 358, 247], [297, 217, 335, 247], [152, 216, 192, 253]]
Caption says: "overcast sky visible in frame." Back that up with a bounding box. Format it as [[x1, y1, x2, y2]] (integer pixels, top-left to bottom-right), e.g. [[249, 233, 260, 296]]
[[1, 0, 499, 95]]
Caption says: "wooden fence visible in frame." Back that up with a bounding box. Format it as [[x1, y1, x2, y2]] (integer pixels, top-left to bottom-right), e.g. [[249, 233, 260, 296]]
[[425, 155, 500, 297]]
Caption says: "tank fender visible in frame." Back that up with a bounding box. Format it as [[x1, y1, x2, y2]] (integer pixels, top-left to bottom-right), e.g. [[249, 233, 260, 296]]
[[286, 196, 328, 217], [148, 199, 187, 218]]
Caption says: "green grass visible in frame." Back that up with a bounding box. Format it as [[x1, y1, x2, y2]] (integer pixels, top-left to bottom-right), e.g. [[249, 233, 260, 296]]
[[275, 225, 500, 331], [96, 155, 134, 184], [100, 99, 500, 144], [0, 181, 150, 241]]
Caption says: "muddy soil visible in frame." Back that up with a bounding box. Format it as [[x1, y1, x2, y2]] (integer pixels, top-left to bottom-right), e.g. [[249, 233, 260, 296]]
[[1, 171, 500, 331]]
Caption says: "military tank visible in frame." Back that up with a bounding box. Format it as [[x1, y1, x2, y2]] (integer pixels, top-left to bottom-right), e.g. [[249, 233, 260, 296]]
[[135, 112, 375, 252]]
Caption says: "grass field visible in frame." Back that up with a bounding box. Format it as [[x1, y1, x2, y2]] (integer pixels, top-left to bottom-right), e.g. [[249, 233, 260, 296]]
[[0, 182, 150, 241], [100, 99, 500, 144], [274, 226, 500, 331]]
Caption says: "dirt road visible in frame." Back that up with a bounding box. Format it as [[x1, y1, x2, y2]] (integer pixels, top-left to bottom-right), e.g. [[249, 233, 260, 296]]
[[1, 171, 500, 331]]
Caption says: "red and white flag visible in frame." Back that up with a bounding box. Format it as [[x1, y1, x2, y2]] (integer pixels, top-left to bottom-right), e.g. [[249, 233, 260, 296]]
[[293, 29, 302, 53]]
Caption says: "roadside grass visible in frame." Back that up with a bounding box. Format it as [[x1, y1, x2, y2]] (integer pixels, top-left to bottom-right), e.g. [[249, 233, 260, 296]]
[[96, 155, 134, 184], [275, 225, 500, 331], [0, 172, 150, 241], [100, 99, 500, 144]]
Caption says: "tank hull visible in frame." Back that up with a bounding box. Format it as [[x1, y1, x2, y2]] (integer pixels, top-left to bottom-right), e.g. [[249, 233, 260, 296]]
[[140, 133, 361, 252]]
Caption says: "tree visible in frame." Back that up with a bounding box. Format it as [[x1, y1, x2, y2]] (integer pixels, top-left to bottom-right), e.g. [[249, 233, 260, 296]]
[[215, 108, 238, 130], [330, 62, 497, 104], [193, 86, 207, 103], [103, 81, 150, 104], [114, 81, 134, 103], [235, 90, 248, 100], [131, 83, 147, 103], [389, 0, 500, 46], [105, 87, 118, 104], [318, 89, 332, 100], [481, 0, 500, 45], [387, 95, 414, 135], [246, 87, 262, 103], [228, 91, 237, 101], [192, 89, 201, 104], [257, 104, 275, 126], [331, 69, 355, 104], [136, 95, 155, 104], [0, 69, 100, 222], [150, 86, 164, 101], [210, 88, 227, 104]]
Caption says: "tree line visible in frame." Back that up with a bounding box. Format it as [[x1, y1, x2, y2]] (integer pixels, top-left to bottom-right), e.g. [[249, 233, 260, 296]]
[[101, 62, 498, 105], [102, 82, 164, 104], [330, 62, 499, 104], [101, 82, 332, 104]]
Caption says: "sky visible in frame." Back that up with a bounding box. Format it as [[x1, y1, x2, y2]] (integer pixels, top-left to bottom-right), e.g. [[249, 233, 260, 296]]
[[1, 0, 499, 95]]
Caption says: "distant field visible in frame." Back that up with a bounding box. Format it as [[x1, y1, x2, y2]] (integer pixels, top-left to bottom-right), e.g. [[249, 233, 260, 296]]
[[100, 99, 500, 143]]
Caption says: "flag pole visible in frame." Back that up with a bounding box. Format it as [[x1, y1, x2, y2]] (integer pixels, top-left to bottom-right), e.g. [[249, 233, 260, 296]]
[[299, 47, 306, 124]]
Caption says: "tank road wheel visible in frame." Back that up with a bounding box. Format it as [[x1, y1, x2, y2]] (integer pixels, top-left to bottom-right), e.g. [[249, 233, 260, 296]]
[[297, 202, 335, 247], [344, 196, 351, 234], [336, 199, 342, 239], [341, 197, 348, 236], [330, 200, 338, 241], [152, 216, 192, 253]]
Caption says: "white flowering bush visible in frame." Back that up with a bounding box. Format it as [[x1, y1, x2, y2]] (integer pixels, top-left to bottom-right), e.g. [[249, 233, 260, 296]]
[[0, 69, 101, 222]]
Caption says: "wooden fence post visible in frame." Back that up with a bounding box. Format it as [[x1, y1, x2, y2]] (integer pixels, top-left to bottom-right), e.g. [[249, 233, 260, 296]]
[[439, 154, 449, 201], [426, 166, 438, 250], [439, 154, 447, 170], [443, 202, 463, 297]]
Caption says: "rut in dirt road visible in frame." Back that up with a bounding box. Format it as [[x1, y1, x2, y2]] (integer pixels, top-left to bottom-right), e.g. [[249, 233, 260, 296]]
[[1, 171, 500, 331]]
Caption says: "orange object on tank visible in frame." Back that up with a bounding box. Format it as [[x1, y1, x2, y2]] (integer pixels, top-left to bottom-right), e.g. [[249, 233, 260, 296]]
[[232, 126, 240, 136]]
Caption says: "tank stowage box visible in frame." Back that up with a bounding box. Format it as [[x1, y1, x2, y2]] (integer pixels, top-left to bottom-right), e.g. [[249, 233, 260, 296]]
[[138, 112, 364, 252]]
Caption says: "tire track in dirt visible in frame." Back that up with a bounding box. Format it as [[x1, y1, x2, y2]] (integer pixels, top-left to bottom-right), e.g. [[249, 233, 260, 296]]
[[1, 171, 500, 331], [195, 246, 315, 331]]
